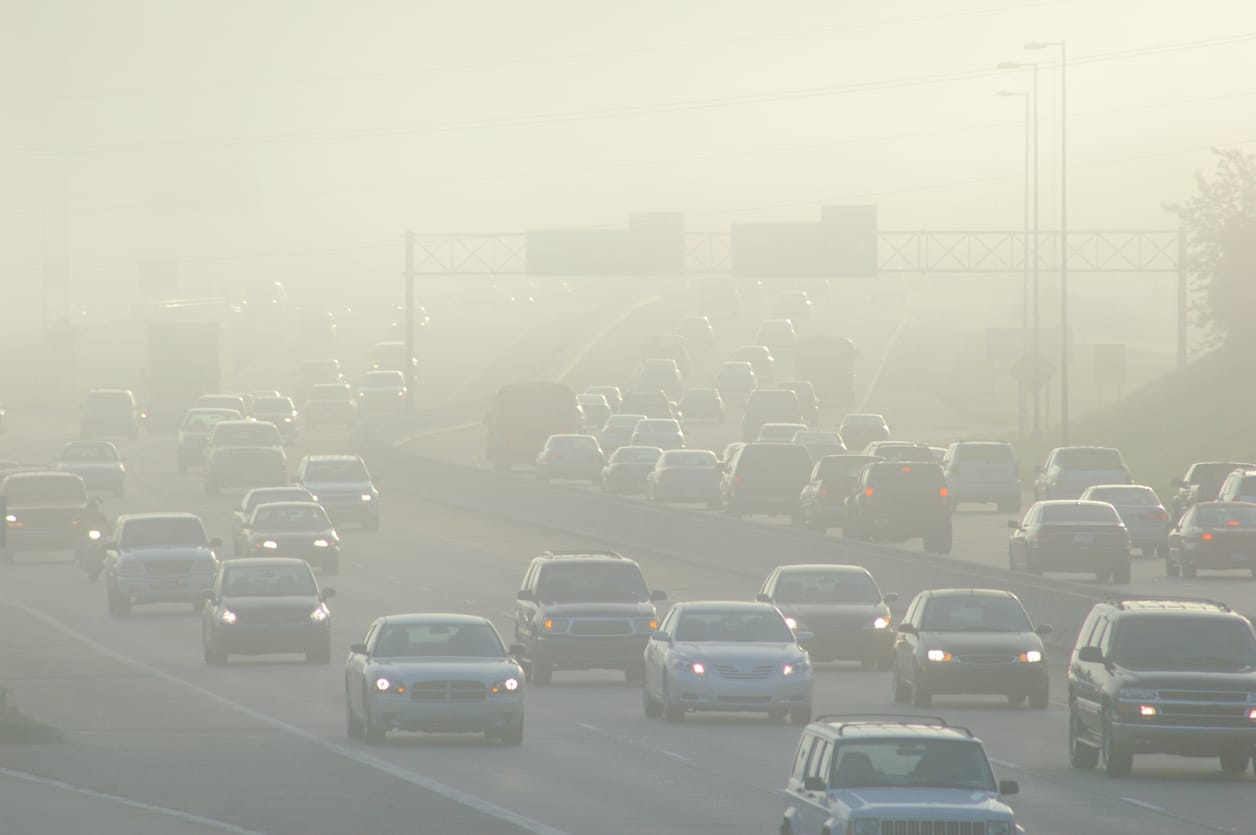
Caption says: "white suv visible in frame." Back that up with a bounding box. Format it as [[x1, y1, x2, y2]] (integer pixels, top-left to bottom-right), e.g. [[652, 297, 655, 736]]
[[780, 716, 1023, 835]]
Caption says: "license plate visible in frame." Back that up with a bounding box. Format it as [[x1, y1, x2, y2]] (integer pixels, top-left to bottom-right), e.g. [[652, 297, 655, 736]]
[[1074, 534, 1093, 545], [1232, 553, 1249, 563]]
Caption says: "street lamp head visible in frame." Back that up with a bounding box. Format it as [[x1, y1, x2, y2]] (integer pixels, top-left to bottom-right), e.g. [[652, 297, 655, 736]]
[[1025, 41, 1048, 50], [996, 61, 1024, 70], [996, 90, 1025, 97]]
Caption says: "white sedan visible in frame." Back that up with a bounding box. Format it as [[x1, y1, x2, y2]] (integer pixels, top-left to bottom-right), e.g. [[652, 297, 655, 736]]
[[345, 614, 525, 745], [55, 440, 125, 496], [643, 601, 813, 724]]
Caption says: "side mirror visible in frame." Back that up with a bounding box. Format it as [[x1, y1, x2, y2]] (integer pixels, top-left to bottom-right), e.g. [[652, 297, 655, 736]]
[[756, 592, 772, 603], [795, 631, 815, 643], [1077, 646, 1105, 663], [650, 589, 668, 602], [349, 642, 368, 655], [998, 780, 1019, 796], [321, 587, 336, 600], [883, 592, 898, 603], [650, 631, 671, 643], [507, 643, 526, 658], [1035, 624, 1053, 636], [516, 589, 535, 602], [209, 537, 223, 547], [1007, 520, 1021, 529], [802, 776, 826, 792], [896, 623, 917, 635]]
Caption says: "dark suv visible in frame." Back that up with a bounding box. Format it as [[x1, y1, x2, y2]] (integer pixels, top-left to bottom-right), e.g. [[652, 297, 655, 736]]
[[513, 551, 666, 685], [843, 462, 952, 553], [722, 442, 814, 520], [1067, 596, 1256, 777]]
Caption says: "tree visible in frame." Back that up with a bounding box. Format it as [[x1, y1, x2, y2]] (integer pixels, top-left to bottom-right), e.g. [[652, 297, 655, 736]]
[[1166, 148, 1256, 349]]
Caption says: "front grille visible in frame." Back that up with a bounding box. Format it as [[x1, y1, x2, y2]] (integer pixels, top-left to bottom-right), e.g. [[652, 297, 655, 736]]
[[714, 664, 776, 679], [957, 654, 1013, 664], [717, 695, 772, 704], [1158, 690, 1250, 702], [1153, 703, 1252, 726], [409, 681, 487, 702], [234, 609, 308, 625], [570, 620, 632, 636], [11, 509, 78, 528], [881, 821, 988, 835], [144, 560, 194, 576]]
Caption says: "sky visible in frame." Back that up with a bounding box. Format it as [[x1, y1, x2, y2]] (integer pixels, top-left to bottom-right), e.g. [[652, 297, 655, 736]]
[[2, 0, 1254, 306]]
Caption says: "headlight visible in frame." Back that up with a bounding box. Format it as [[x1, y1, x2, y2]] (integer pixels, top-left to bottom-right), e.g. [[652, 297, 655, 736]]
[[690, 661, 706, 675], [261, 540, 278, 550], [1018, 650, 1043, 663], [309, 606, 329, 623], [783, 661, 809, 676], [1119, 687, 1158, 701], [219, 609, 238, 624], [634, 618, 659, 632], [926, 649, 952, 662], [87, 530, 102, 541], [5, 514, 16, 523], [491, 677, 521, 695], [852, 819, 880, 835], [986, 823, 1013, 835], [282, 417, 292, 423], [374, 677, 392, 692], [313, 538, 330, 548], [784, 617, 799, 630], [541, 617, 569, 633], [361, 493, 374, 502], [873, 616, 889, 629]]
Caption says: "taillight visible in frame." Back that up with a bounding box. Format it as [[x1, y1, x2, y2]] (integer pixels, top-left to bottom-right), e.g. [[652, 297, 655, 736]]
[[1144, 511, 1168, 522], [1202, 532, 1214, 541], [939, 487, 949, 498], [734, 476, 742, 485], [817, 487, 827, 497], [864, 487, 874, 497], [1228, 520, 1241, 527]]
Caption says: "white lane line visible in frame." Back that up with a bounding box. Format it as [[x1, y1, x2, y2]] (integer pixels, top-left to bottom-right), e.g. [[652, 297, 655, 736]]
[[5, 600, 571, 835], [0, 766, 270, 835], [1121, 797, 1167, 813], [988, 757, 1022, 770], [576, 723, 601, 732], [662, 750, 692, 763]]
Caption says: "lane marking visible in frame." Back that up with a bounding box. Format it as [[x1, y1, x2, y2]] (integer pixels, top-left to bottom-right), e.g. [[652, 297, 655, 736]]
[[663, 750, 692, 763], [0, 766, 271, 835], [988, 757, 1022, 770], [576, 723, 601, 732], [1121, 797, 1167, 813], [5, 600, 572, 835]]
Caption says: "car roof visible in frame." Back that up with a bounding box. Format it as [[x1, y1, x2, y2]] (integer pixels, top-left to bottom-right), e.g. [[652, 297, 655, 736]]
[[378, 613, 492, 627], [813, 716, 977, 741], [3, 470, 78, 481], [118, 512, 202, 522], [213, 420, 266, 428], [1194, 500, 1256, 508], [252, 501, 324, 511], [537, 550, 630, 562], [187, 407, 241, 415], [1034, 499, 1114, 508], [675, 600, 777, 613], [924, 588, 1017, 600], [1051, 445, 1119, 451], [88, 388, 133, 395], [1100, 596, 1233, 615], [223, 557, 314, 571], [302, 454, 363, 463], [777, 564, 871, 575]]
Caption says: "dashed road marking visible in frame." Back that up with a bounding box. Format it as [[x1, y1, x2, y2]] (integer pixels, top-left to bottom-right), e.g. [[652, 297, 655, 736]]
[[1121, 797, 1166, 813]]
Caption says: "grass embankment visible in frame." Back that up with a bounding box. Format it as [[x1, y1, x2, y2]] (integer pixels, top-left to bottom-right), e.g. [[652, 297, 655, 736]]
[[0, 687, 61, 744]]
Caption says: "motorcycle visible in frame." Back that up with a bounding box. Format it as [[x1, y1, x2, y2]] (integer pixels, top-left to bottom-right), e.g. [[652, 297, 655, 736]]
[[76, 528, 106, 582]]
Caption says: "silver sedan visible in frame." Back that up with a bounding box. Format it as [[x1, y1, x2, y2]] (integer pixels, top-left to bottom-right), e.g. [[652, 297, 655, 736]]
[[345, 613, 526, 745]]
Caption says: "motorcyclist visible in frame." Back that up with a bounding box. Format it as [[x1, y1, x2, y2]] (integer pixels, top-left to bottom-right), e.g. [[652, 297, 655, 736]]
[[76, 498, 109, 581]]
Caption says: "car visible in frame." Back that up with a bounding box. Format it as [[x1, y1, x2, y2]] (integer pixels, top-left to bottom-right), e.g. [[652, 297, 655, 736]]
[[369, 340, 417, 373], [1169, 461, 1255, 521], [598, 413, 646, 453], [346, 614, 525, 745], [202, 557, 334, 665], [714, 361, 756, 406], [719, 441, 745, 471], [772, 290, 812, 322], [791, 430, 846, 463], [677, 315, 715, 350], [646, 449, 722, 506], [643, 601, 812, 723], [943, 441, 1021, 512], [1216, 468, 1256, 504], [723, 442, 814, 520], [295, 359, 345, 402], [837, 413, 890, 452], [513, 550, 666, 685], [388, 303, 430, 338], [756, 564, 896, 668], [757, 422, 809, 443], [732, 344, 776, 382], [303, 383, 357, 428], [863, 440, 935, 462], [297, 310, 337, 345], [0, 471, 89, 564], [54, 440, 125, 496], [843, 461, 952, 554], [485, 382, 582, 472], [1034, 446, 1132, 500], [778, 380, 820, 426], [755, 318, 797, 355], [231, 486, 316, 554], [205, 446, 288, 496], [1166, 501, 1256, 577], [642, 335, 691, 379], [743, 388, 803, 442], [629, 418, 685, 450], [1078, 484, 1169, 558], [892, 588, 1051, 708], [1007, 500, 1131, 582], [780, 716, 1021, 835], [81, 388, 142, 440], [357, 370, 408, 417], [203, 420, 284, 468], [636, 358, 683, 399], [177, 408, 242, 472], [535, 434, 605, 483], [929, 447, 947, 464], [241, 501, 340, 573], [195, 393, 249, 416], [584, 385, 623, 412], [798, 454, 883, 531], [577, 393, 612, 433], [618, 390, 679, 421], [251, 396, 299, 442], [1067, 596, 1256, 777], [679, 388, 724, 422], [294, 454, 380, 530], [102, 513, 220, 617], [600, 445, 663, 496]]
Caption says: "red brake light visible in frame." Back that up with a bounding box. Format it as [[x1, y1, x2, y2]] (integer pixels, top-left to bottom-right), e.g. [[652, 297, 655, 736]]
[[1202, 532, 1214, 541], [900, 466, 912, 472], [818, 487, 827, 497], [939, 487, 949, 498], [864, 487, 874, 496], [1228, 519, 1241, 527]]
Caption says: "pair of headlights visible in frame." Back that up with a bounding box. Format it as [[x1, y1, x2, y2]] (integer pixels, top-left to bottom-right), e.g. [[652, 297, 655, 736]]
[[372, 676, 520, 695], [925, 649, 1042, 663], [218, 607, 327, 625]]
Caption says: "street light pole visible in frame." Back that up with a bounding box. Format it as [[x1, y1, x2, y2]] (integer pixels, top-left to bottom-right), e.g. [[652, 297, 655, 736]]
[[997, 89, 1030, 437], [404, 231, 416, 406]]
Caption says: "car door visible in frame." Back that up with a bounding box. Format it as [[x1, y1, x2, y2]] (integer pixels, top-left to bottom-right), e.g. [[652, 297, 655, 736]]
[[346, 622, 378, 717], [645, 607, 679, 699], [1072, 615, 1110, 733], [895, 594, 924, 681], [102, 518, 126, 577], [784, 731, 819, 833], [799, 738, 835, 834], [1010, 505, 1035, 566], [1035, 451, 1056, 498], [514, 562, 540, 644], [1167, 508, 1191, 569]]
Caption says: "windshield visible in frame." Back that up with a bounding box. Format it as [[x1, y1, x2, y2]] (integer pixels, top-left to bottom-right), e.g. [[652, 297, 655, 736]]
[[244, 489, 313, 513], [1196, 505, 1256, 526], [86, 391, 132, 408], [62, 443, 118, 462], [954, 444, 1015, 464], [1084, 486, 1159, 505], [674, 609, 794, 642], [535, 562, 649, 603], [183, 410, 239, 429], [921, 596, 1032, 632], [1112, 618, 1256, 668], [1040, 503, 1121, 523], [611, 447, 661, 464], [305, 460, 369, 482], [253, 398, 295, 414], [251, 504, 330, 531], [4, 475, 87, 504], [372, 622, 505, 658], [842, 415, 885, 429], [212, 424, 280, 446], [829, 739, 995, 791], [660, 451, 716, 467], [222, 564, 317, 597], [1056, 448, 1124, 469], [120, 517, 207, 548], [775, 572, 880, 604]]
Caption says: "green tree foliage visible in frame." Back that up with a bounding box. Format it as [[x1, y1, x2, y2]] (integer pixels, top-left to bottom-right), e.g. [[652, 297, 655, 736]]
[[1167, 148, 1256, 348]]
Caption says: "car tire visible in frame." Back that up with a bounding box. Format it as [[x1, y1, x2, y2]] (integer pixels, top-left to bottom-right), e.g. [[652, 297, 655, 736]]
[[106, 585, 131, 618], [1111, 559, 1132, 584], [1101, 711, 1133, 777], [1029, 687, 1049, 710], [500, 722, 524, 746], [363, 693, 386, 745], [789, 706, 811, 725], [1219, 747, 1250, 773], [346, 691, 364, 739], [1166, 556, 1180, 577], [1068, 706, 1099, 769], [643, 684, 663, 719], [1140, 546, 1156, 559], [662, 676, 685, 723], [530, 656, 553, 686], [892, 667, 911, 704]]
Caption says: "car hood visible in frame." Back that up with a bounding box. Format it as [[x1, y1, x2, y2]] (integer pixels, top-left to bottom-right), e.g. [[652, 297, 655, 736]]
[[367, 657, 522, 678], [56, 461, 123, 473], [117, 544, 214, 560], [248, 530, 335, 543], [836, 787, 1011, 816], [671, 641, 805, 662], [1116, 666, 1256, 686], [303, 480, 372, 492], [539, 601, 655, 617], [221, 595, 321, 613], [918, 631, 1043, 653]]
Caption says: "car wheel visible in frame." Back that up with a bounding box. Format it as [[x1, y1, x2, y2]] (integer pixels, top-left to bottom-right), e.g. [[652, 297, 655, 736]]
[[789, 706, 811, 725], [346, 689, 364, 739], [1111, 559, 1132, 584], [1101, 710, 1133, 777], [1219, 747, 1250, 773], [1029, 687, 1049, 710], [662, 676, 685, 723], [363, 692, 386, 745], [1166, 554, 1181, 577], [1068, 706, 1099, 768], [530, 655, 553, 686], [892, 666, 911, 704], [500, 721, 524, 746], [643, 682, 663, 719]]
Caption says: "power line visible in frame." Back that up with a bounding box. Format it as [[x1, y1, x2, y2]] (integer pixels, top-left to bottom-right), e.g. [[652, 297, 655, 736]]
[[4, 31, 1252, 159]]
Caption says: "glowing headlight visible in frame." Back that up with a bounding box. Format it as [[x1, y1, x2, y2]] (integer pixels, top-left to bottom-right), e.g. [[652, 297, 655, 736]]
[[1139, 704, 1158, 717], [873, 616, 889, 630], [261, 540, 278, 550], [219, 609, 238, 624], [374, 677, 392, 692], [784, 617, 799, 630], [491, 677, 521, 695], [309, 607, 329, 623], [360, 493, 373, 502], [852, 820, 881, 835], [313, 538, 330, 548], [926, 649, 952, 662], [5, 514, 15, 523], [87, 530, 102, 541], [282, 417, 292, 422], [690, 661, 706, 675], [1018, 650, 1043, 663], [541, 618, 569, 633]]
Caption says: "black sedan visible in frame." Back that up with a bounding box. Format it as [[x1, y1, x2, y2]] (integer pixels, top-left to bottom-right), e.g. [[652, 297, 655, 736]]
[[1167, 501, 1256, 578], [798, 454, 882, 530], [892, 588, 1052, 708], [1008, 500, 1132, 583], [202, 557, 334, 665]]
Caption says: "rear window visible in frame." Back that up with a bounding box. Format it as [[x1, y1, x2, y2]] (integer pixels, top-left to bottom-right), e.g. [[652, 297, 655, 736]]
[[549, 435, 599, 449], [252, 504, 330, 531], [796, 432, 842, 445], [815, 456, 880, 479], [736, 444, 814, 480], [660, 451, 716, 467], [304, 459, 369, 481], [214, 447, 284, 464], [1236, 477, 1256, 495], [1196, 505, 1256, 527], [636, 420, 680, 433], [120, 517, 207, 548], [1040, 503, 1121, 523], [1084, 486, 1159, 505], [86, 391, 132, 408], [842, 414, 885, 429], [611, 447, 661, 464], [244, 488, 313, 512], [211, 424, 281, 446], [253, 397, 295, 413], [607, 415, 646, 428], [4, 475, 87, 504], [866, 464, 946, 489], [62, 443, 119, 462], [1190, 463, 1252, 485], [872, 444, 934, 462], [310, 385, 352, 400], [952, 444, 1015, 464], [183, 410, 239, 429], [1055, 448, 1124, 469], [363, 372, 405, 387]]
